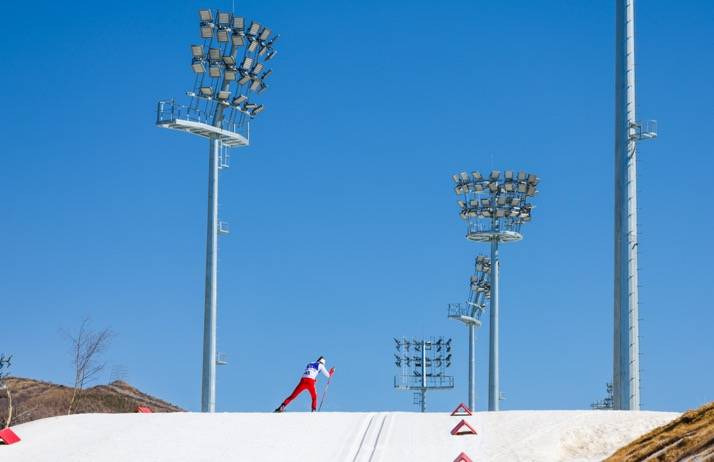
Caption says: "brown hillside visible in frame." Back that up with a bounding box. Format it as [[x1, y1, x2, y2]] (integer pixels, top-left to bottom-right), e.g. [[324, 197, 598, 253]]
[[0, 377, 183, 426], [605, 401, 714, 462]]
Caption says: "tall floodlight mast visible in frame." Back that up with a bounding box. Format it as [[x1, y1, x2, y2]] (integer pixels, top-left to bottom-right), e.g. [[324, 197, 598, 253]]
[[156, 9, 279, 412], [452, 170, 538, 411], [448, 255, 491, 410], [613, 0, 656, 410]]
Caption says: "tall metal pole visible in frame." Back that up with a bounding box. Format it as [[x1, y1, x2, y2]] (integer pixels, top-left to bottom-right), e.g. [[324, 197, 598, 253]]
[[201, 137, 220, 412], [421, 340, 427, 412], [488, 238, 500, 411], [468, 324, 476, 410], [614, 0, 640, 411]]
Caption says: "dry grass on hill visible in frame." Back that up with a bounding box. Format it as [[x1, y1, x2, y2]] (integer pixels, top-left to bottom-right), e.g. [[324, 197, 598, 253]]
[[605, 401, 714, 462], [0, 377, 183, 426]]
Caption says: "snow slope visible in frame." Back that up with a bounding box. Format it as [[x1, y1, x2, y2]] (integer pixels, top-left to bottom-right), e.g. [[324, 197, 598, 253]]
[[2, 410, 677, 462]]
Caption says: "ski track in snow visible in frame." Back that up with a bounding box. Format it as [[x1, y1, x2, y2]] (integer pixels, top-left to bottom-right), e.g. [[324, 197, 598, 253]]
[[1, 410, 678, 462]]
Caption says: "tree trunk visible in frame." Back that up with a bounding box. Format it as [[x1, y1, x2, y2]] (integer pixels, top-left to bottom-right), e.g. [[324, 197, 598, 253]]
[[3, 386, 11, 429], [67, 387, 80, 415]]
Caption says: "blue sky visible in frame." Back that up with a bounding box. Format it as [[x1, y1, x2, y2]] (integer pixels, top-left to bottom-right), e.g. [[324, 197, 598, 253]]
[[2, 0, 712, 413]]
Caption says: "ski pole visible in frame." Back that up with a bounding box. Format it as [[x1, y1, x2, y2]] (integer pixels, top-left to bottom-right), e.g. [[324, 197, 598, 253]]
[[318, 368, 334, 411]]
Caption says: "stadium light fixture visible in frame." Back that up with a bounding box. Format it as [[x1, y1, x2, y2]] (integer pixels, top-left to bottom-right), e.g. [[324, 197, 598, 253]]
[[394, 337, 454, 412], [450, 168, 539, 411], [156, 7, 280, 413]]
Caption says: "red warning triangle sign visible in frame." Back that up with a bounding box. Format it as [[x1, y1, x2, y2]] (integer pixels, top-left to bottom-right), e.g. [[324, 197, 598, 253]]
[[450, 419, 478, 436], [450, 402, 473, 416], [0, 427, 21, 445], [453, 452, 473, 462]]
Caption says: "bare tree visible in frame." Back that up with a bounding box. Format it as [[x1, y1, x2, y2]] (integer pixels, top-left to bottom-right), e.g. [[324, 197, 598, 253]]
[[0, 354, 12, 428], [63, 318, 113, 415]]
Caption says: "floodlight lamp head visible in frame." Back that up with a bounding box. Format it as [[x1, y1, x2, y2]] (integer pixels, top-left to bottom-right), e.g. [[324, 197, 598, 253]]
[[217, 11, 231, 25], [241, 56, 254, 70], [201, 25, 214, 39], [199, 9, 213, 22], [192, 59, 206, 73], [259, 27, 272, 41], [490, 170, 500, 180], [248, 21, 261, 36], [251, 62, 265, 75], [232, 35, 245, 46], [232, 95, 247, 106], [238, 73, 251, 85], [233, 16, 245, 30]]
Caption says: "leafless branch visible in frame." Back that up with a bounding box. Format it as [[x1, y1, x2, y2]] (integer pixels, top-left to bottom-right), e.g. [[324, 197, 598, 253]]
[[62, 318, 113, 415]]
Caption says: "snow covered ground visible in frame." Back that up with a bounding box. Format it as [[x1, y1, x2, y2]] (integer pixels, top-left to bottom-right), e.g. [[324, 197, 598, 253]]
[[2, 410, 677, 462]]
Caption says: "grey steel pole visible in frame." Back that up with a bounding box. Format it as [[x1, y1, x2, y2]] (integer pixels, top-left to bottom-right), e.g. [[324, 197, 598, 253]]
[[614, 0, 640, 411], [421, 340, 427, 412], [201, 137, 220, 412], [468, 323, 476, 410], [488, 238, 500, 411]]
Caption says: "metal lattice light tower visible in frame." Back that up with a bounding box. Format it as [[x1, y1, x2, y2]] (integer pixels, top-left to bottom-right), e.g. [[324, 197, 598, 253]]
[[452, 170, 539, 411], [394, 337, 454, 412], [448, 255, 491, 410], [156, 9, 279, 412], [613, 0, 656, 411]]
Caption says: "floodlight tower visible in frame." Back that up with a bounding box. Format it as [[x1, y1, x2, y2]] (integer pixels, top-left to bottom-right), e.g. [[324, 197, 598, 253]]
[[394, 337, 454, 412], [451, 170, 538, 411], [613, 0, 656, 411], [448, 255, 491, 410], [156, 9, 279, 412]]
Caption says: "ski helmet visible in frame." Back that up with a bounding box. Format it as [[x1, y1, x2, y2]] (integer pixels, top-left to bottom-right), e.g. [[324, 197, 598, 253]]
[[317, 356, 326, 365]]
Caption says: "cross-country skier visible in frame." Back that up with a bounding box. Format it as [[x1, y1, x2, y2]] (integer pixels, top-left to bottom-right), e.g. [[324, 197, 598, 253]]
[[275, 356, 334, 412]]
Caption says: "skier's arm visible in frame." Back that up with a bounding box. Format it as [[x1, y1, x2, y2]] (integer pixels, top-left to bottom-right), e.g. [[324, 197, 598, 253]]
[[318, 363, 331, 378]]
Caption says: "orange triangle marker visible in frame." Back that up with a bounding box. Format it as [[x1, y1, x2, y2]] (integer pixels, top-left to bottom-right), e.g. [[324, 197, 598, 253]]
[[450, 419, 478, 436], [453, 452, 473, 462], [451, 402, 473, 416]]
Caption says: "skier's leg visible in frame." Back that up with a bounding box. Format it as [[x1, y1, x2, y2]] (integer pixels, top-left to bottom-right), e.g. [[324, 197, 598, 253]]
[[282, 380, 308, 408], [308, 382, 318, 411]]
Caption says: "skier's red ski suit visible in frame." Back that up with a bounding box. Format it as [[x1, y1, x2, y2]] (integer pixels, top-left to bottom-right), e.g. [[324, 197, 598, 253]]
[[282, 377, 318, 411]]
